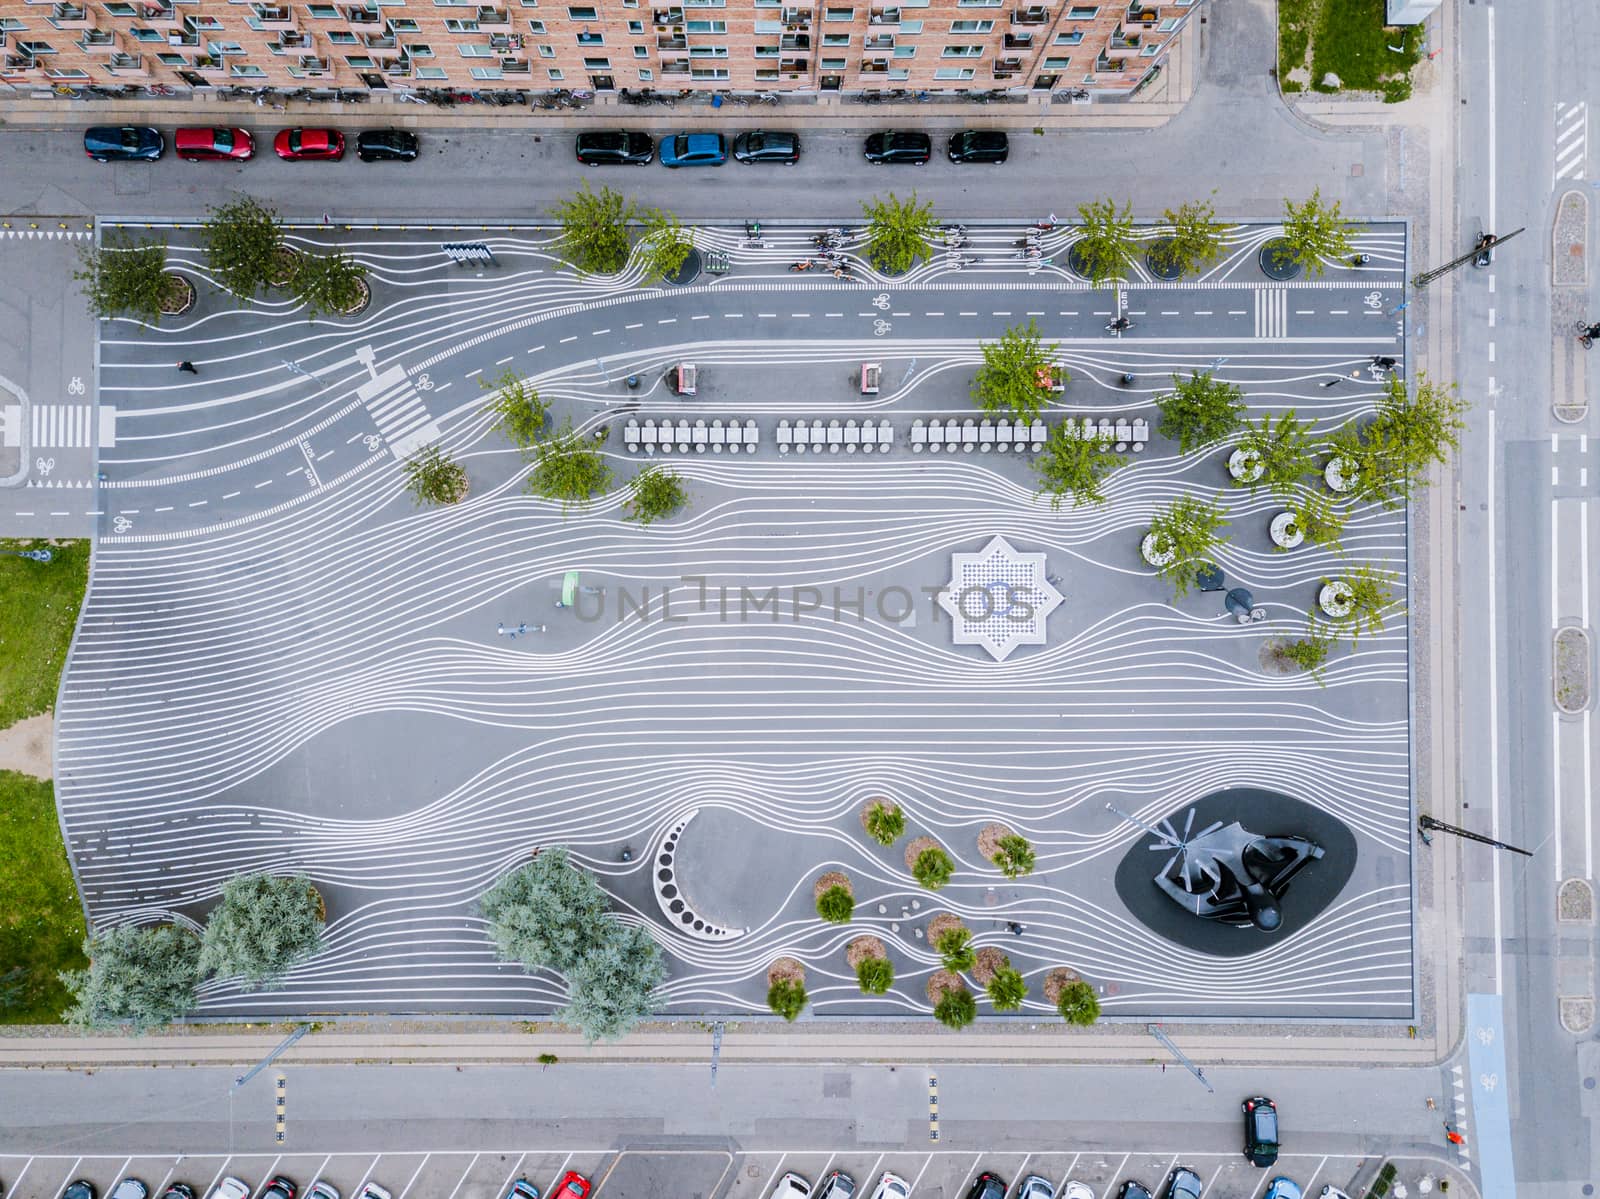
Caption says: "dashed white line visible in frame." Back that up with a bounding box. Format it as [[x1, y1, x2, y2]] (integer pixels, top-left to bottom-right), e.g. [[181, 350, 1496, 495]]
[[757, 313, 777, 318], [658, 318, 678, 325], [1228, 309, 1247, 315], [254, 479, 273, 488], [592, 328, 611, 335], [316, 450, 334, 461], [155, 506, 174, 513], [826, 312, 845, 317], [1488, 308, 1496, 327], [724, 313, 744, 319], [1161, 310, 1181, 316], [1025, 310, 1044, 316], [188, 499, 208, 508], [222, 491, 240, 499], [1294, 309, 1315, 315], [1194, 310, 1213, 315], [495, 355, 514, 365], [692, 314, 711, 320], [925, 311, 944, 317], [792, 313, 811, 319], [959, 311, 978, 317], [1329, 309, 1348, 315], [465, 367, 483, 378], [626, 323, 644, 330], [560, 335, 579, 343], [118, 509, 139, 515]]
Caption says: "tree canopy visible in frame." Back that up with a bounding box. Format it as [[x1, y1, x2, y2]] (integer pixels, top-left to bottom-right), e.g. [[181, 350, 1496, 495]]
[[970, 318, 1063, 424], [912, 845, 955, 890], [197, 872, 325, 991], [1275, 188, 1354, 278], [551, 181, 636, 275], [1034, 423, 1124, 509], [201, 196, 286, 301], [856, 956, 894, 995], [637, 208, 694, 284], [1074, 197, 1138, 285], [1336, 373, 1468, 510], [74, 235, 178, 325], [861, 191, 939, 274], [1151, 195, 1227, 277], [1146, 495, 1231, 599], [986, 965, 1028, 1012], [484, 369, 549, 449], [768, 977, 808, 1021], [480, 847, 612, 974], [291, 249, 367, 319], [864, 801, 905, 847], [61, 924, 200, 1033], [1235, 410, 1317, 497], [1155, 372, 1247, 455], [992, 834, 1036, 879], [528, 421, 614, 514], [623, 465, 687, 526], [403, 445, 469, 506], [1056, 979, 1100, 1025], [934, 986, 977, 1029], [558, 920, 665, 1043]]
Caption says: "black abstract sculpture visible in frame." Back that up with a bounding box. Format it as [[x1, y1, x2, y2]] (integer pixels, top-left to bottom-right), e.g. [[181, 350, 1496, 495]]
[[1146, 808, 1324, 931]]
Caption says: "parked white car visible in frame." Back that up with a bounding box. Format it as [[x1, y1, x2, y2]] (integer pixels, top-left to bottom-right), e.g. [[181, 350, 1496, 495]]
[[772, 1174, 812, 1199], [868, 1175, 909, 1199], [1062, 1185, 1095, 1199], [208, 1180, 249, 1199]]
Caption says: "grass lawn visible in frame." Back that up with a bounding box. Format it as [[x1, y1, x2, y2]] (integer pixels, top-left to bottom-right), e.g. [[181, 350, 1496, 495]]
[[0, 538, 91, 728], [1278, 0, 1424, 101], [0, 771, 87, 1023]]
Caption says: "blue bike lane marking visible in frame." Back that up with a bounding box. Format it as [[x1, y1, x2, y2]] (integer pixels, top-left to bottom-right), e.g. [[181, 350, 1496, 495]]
[[1467, 992, 1516, 1199]]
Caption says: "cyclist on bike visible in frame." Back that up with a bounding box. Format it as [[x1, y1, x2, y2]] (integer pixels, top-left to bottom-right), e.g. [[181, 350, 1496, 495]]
[[1108, 316, 1131, 333]]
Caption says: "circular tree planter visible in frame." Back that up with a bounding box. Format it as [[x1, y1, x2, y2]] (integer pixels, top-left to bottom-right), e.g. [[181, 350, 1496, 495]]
[[1258, 636, 1299, 676], [159, 272, 196, 317], [335, 276, 372, 317], [1140, 532, 1176, 567], [814, 871, 853, 903], [860, 797, 899, 837], [926, 912, 965, 945], [971, 945, 1007, 987], [925, 968, 965, 1005], [904, 835, 940, 872], [1228, 447, 1264, 483], [1041, 966, 1082, 1006], [1259, 238, 1302, 280], [268, 247, 299, 288], [846, 935, 887, 969], [976, 822, 1013, 862], [767, 956, 806, 988], [1270, 511, 1305, 549], [664, 246, 702, 287], [1325, 456, 1359, 494], [1319, 582, 1354, 618], [1146, 239, 1183, 281], [1065, 241, 1093, 281]]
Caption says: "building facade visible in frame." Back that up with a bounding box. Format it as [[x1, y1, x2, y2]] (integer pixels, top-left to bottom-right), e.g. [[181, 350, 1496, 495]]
[[0, 0, 1202, 97]]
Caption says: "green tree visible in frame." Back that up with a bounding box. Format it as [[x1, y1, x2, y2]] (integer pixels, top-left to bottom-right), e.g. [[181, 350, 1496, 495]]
[[1035, 423, 1124, 510], [1274, 188, 1354, 278], [1056, 979, 1100, 1026], [864, 801, 906, 847], [1155, 371, 1247, 454], [551, 181, 637, 275], [483, 369, 548, 449], [1282, 490, 1347, 553], [197, 873, 325, 991], [201, 196, 286, 301], [1074, 197, 1138, 285], [74, 235, 180, 325], [1278, 618, 1338, 682], [861, 190, 939, 274], [292, 249, 368, 319], [912, 846, 955, 891], [1145, 495, 1231, 599], [1348, 373, 1469, 510], [934, 987, 978, 1030], [1325, 563, 1399, 646], [528, 421, 613, 514], [986, 965, 1028, 1013], [402, 445, 469, 506], [61, 925, 200, 1033], [1150, 195, 1227, 277], [480, 846, 611, 974], [637, 208, 694, 284], [856, 956, 894, 995], [558, 920, 665, 1044], [768, 977, 808, 1021], [970, 318, 1064, 424], [991, 834, 1036, 880], [935, 926, 976, 972], [816, 885, 855, 924], [1235, 410, 1317, 497], [623, 466, 687, 527]]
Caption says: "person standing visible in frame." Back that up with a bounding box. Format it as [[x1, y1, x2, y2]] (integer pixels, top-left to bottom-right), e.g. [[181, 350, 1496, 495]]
[[176, 361, 198, 374]]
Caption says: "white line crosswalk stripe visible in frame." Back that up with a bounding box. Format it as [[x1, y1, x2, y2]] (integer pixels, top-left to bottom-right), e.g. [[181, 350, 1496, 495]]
[[1253, 289, 1288, 338], [1556, 100, 1587, 184], [32, 404, 95, 448], [356, 365, 441, 460]]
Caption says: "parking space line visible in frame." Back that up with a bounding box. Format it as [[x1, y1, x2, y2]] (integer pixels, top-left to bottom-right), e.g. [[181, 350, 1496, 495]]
[[265, 1155, 284, 1186], [951, 1155, 982, 1199], [907, 1159, 933, 1196], [350, 1155, 381, 1198], [1054, 1154, 1080, 1197], [155, 1165, 178, 1197], [308, 1155, 332, 1190], [444, 1155, 481, 1199], [1300, 1156, 1329, 1195], [396, 1155, 430, 1199], [203, 1157, 234, 1197], [816, 1156, 836, 1187], [1244, 1171, 1274, 1199], [548, 1154, 572, 1194], [1201, 1164, 1228, 1195], [755, 1155, 787, 1199], [1010, 1156, 1031, 1194], [51, 1158, 84, 1199], [9, 1157, 35, 1198], [492, 1152, 527, 1199], [113, 1159, 133, 1192], [1096, 1156, 1128, 1199], [864, 1157, 883, 1188]]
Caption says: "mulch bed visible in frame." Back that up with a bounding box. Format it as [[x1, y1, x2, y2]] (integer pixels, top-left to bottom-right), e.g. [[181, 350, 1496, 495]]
[[926, 912, 965, 945], [814, 871, 852, 902], [977, 822, 1013, 862], [767, 957, 806, 986], [972, 945, 1008, 986], [846, 936, 886, 969], [1042, 967, 1082, 1005], [925, 969, 966, 1005], [904, 835, 940, 872]]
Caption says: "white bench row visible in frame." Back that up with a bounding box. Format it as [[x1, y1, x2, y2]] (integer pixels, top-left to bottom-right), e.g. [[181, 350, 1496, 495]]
[[778, 418, 894, 454], [625, 419, 759, 454], [1064, 416, 1150, 453], [912, 417, 1047, 454]]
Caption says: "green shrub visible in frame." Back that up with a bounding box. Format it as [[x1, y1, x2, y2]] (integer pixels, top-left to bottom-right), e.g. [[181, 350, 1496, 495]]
[[198, 872, 325, 990], [856, 956, 894, 995], [912, 846, 955, 891], [864, 802, 906, 846], [402, 445, 469, 506], [483, 369, 548, 448], [61, 925, 200, 1033], [624, 466, 687, 526], [816, 885, 855, 924], [768, 978, 808, 1021], [986, 966, 1028, 1012], [934, 926, 976, 972], [992, 834, 1036, 879], [934, 987, 977, 1029], [1056, 979, 1100, 1026]]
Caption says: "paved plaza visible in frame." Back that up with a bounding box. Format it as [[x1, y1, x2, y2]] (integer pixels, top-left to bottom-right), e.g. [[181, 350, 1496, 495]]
[[50, 218, 1414, 1020]]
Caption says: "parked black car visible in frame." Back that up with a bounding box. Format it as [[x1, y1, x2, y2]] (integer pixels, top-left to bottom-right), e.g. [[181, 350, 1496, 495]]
[[1161, 1169, 1202, 1199], [1243, 1096, 1280, 1166], [162, 1185, 197, 1199], [948, 129, 1009, 163], [258, 1178, 296, 1199], [863, 131, 931, 164], [575, 130, 654, 166], [62, 1183, 98, 1199], [963, 1174, 1006, 1199], [1116, 1185, 1152, 1199], [732, 130, 801, 164], [357, 129, 420, 162], [84, 126, 164, 162]]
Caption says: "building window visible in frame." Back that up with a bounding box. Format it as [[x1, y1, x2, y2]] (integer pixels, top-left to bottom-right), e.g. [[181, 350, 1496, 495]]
[[406, 41, 434, 53], [157, 51, 187, 63], [932, 64, 972, 77], [458, 42, 493, 53], [1066, 4, 1095, 14], [632, 43, 646, 55], [898, 18, 920, 30], [443, 17, 479, 29], [103, 3, 136, 15], [576, 29, 602, 42], [582, 53, 608, 65], [130, 26, 164, 40], [389, 15, 418, 26], [230, 61, 265, 73], [527, 17, 545, 28], [328, 28, 358, 40], [687, 43, 724, 54], [210, 39, 244, 53], [689, 64, 726, 76], [754, 42, 778, 54], [823, 6, 852, 17], [637, 65, 652, 77], [1042, 54, 1068, 66], [1157, 15, 1176, 28], [470, 62, 502, 75], [822, 30, 847, 43], [819, 54, 844, 66], [0, 18, 28, 30], [345, 53, 374, 64], [414, 62, 446, 74], [685, 17, 724, 29], [955, 0, 1001, 7], [940, 42, 980, 54], [537, 40, 553, 53], [1139, 41, 1157, 53], [547, 65, 562, 76], [44, 66, 88, 77], [891, 42, 912, 54], [949, 18, 990, 30], [18, 39, 56, 53], [626, 19, 642, 31], [1053, 29, 1080, 42], [753, 18, 780, 30], [888, 66, 907, 77], [308, 4, 339, 15], [566, 4, 596, 16]]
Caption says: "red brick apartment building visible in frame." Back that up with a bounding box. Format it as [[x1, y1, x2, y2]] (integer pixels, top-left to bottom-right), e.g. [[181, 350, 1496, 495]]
[[0, 0, 1201, 97]]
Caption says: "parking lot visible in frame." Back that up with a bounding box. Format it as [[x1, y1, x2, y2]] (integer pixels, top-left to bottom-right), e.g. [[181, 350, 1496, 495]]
[[0, 1150, 1375, 1199]]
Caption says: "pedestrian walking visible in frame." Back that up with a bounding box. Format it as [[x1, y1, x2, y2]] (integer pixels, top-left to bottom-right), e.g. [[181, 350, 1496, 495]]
[[322, 212, 331, 225], [1006, 921, 1025, 936], [177, 360, 198, 374], [1373, 355, 1398, 371], [1444, 1123, 1466, 1146]]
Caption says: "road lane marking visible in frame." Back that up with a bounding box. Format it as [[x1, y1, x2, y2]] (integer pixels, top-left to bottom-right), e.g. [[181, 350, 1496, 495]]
[[1488, 408, 1504, 990], [496, 356, 514, 365], [465, 368, 483, 378], [626, 324, 644, 330], [443, 1154, 481, 1199], [202, 1157, 233, 1197], [561, 336, 579, 343], [1096, 1156, 1129, 1199], [396, 1155, 430, 1199], [492, 1152, 527, 1199]]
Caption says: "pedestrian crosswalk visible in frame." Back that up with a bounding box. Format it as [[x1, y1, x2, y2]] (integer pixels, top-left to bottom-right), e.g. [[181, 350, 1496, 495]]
[[1556, 100, 1587, 184], [357, 364, 440, 460], [2, 404, 118, 449], [1254, 288, 1288, 338]]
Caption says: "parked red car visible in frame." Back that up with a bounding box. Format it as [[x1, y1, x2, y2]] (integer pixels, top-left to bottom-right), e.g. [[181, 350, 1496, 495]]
[[175, 127, 254, 161], [273, 128, 344, 161], [551, 1175, 590, 1199]]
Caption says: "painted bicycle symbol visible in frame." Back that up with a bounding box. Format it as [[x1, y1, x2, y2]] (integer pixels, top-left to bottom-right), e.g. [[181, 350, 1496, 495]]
[[112, 515, 132, 533], [415, 372, 434, 391], [873, 319, 893, 337], [67, 376, 86, 396], [1363, 291, 1383, 309], [871, 294, 891, 310], [363, 434, 383, 453], [35, 456, 55, 477]]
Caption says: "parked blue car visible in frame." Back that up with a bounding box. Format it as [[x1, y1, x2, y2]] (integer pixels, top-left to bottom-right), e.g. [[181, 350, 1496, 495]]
[[660, 132, 726, 167], [1263, 1180, 1301, 1199], [84, 125, 164, 162]]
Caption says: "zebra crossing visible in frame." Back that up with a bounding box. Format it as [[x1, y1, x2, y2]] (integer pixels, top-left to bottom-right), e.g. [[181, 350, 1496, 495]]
[[0, 403, 116, 449], [1253, 288, 1288, 338], [354, 345, 440, 460], [1556, 101, 1587, 185]]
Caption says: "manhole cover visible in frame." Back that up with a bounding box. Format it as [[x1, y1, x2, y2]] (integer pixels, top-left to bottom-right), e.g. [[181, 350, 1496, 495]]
[[1586, 1077, 1596, 1089]]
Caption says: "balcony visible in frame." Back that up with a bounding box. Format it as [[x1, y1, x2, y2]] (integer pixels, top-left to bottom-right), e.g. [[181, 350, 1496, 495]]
[[140, 0, 180, 26], [862, 32, 891, 49], [48, 4, 93, 29], [859, 56, 888, 72], [1003, 30, 1030, 46], [1108, 27, 1139, 48], [657, 33, 685, 48], [992, 55, 1021, 75], [652, 8, 683, 23], [475, 7, 511, 28], [252, 3, 295, 27], [1, 53, 40, 76], [488, 30, 524, 49], [192, 52, 223, 70], [780, 7, 811, 24], [167, 26, 198, 45], [660, 56, 689, 73], [500, 55, 529, 71], [1124, 4, 1158, 22], [1010, 5, 1049, 22], [344, 5, 381, 23], [781, 31, 809, 48], [385, 56, 411, 75], [106, 50, 150, 74], [780, 55, 807, 71], [361, 31, 399, 55], [273, 27, 309, 47], [868, 6, 899, 23], [77, 28, 117, 51], [297, 52, 329, 71]]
